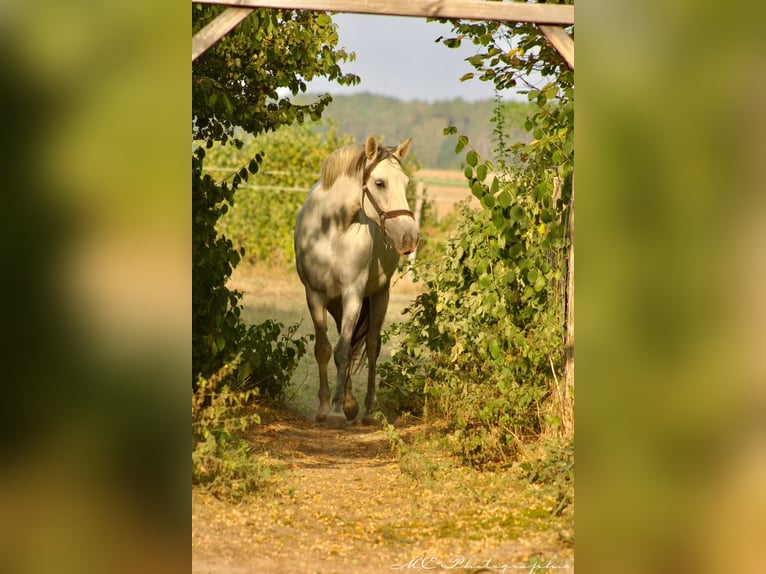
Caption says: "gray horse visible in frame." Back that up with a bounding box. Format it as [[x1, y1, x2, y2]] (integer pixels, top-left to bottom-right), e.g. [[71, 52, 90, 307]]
[[294, 135, 419, 427]]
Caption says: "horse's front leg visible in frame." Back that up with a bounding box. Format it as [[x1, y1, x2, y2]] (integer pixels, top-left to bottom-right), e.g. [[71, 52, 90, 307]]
[[363, 289, 390, 425], [327, 292, 363, 428], [305, 290, 332, 422]]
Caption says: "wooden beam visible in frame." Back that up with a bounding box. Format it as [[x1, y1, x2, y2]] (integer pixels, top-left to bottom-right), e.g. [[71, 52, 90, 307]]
[[539, 24, 574, 70], [192, 7, 254, 62], [193, 0, 574, 26], [563, 172, 574, 436]]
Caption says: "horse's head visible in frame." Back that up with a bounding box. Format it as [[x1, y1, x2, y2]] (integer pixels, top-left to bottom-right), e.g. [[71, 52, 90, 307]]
[[361, 135, 420, 255]]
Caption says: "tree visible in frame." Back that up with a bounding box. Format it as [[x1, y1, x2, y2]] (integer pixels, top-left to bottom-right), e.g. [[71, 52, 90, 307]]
[[192, 6, 358, 386]]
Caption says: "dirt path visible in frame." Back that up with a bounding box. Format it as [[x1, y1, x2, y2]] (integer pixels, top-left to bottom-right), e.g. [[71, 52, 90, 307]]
[[192, 409, 573, 573]]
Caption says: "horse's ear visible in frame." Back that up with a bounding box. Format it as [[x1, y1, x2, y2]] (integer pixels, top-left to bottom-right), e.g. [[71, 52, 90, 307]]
[[365, 135, 378, 161], [394, 137, 413, 160]]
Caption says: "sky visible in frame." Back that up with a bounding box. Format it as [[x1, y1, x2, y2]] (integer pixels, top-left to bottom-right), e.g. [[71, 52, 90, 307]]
[[302, 14, 529, 102]]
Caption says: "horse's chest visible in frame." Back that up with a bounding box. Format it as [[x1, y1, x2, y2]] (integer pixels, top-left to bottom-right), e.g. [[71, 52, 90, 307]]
[[365, 250, 398, 293]]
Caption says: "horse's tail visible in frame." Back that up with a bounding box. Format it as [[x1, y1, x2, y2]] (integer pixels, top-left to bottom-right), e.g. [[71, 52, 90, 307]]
[[350, 296, 370, 373]]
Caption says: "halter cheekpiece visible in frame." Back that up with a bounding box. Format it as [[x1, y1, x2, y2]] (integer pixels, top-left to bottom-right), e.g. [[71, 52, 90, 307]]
[[360, 152, 415, 247]]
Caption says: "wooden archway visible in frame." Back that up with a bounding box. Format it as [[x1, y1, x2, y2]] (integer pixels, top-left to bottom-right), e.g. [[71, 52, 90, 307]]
[[192, 1, 574, 69]]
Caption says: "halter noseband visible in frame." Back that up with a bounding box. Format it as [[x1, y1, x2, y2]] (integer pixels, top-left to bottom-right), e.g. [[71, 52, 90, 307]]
[[361, 154, 415, 246]]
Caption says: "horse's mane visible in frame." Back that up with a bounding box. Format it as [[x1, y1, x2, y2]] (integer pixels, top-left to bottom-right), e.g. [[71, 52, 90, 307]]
[[320, 143, 398, 189]]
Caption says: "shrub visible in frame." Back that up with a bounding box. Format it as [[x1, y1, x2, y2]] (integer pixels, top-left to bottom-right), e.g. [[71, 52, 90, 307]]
[[234, 320, 311, 403], [192, 361, 282, 500], [380, 199, 564, 467]]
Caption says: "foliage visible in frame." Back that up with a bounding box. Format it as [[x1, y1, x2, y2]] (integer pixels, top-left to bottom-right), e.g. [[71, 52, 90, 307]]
[[234, 320, 311, 402], [192, 6, 357, 385], [381, 2, 574, 465], [193, 6, 358, 147], [519, 438, 574, 517], [380, 202, 563, 466], [192, 361, 284, 500], [192, 146, 247, 383], [194, 148, 313, 396], [203, 124, 353, 266]]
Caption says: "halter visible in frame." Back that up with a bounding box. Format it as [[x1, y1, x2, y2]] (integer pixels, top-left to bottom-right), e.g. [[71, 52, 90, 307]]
[[361, 154, 415, 247]]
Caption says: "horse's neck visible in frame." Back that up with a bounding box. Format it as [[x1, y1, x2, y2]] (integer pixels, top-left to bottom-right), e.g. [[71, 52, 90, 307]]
[[326, 177, 362, 231]]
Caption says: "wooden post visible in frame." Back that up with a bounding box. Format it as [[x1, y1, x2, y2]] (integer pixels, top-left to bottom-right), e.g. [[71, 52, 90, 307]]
[[539, 25, 574, 70], [192, 7, 254, 62], [562, 174, 574, 436], [194, 0, 574, 26], [407, 181, 425, 265], [192, 1, 575, 70]]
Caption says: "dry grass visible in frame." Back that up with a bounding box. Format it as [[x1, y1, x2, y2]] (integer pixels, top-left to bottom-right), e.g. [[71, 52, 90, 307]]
[[192, 408, 574, 574]]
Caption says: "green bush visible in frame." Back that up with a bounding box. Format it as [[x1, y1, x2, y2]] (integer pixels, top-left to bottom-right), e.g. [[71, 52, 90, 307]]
[[234, 320, 311, 402], [380, 200, 564, 467], [381, 12, 574, 466], [192, 362, 283, 500]]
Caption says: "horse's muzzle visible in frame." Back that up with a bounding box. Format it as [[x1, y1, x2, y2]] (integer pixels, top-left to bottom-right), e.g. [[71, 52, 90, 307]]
[[398, 231, 420, 255], [383, 213, 419, 255]]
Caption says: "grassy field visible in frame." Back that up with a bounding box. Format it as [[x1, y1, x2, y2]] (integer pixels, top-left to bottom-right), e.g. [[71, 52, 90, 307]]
[[416, 169, 479, 219]]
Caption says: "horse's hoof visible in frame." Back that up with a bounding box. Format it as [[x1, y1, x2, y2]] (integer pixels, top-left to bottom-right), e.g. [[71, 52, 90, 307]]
[[326, 412, 348, 428], [344, 402, 359, 421], [316, 413, 327, 423], [362, 413, 380, 426], [343, 395, 359, 421]]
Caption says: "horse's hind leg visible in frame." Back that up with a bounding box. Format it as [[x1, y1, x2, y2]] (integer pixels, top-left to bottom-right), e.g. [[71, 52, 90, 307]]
[[363, 290, 389, 425], [306, 291, 332, 422]]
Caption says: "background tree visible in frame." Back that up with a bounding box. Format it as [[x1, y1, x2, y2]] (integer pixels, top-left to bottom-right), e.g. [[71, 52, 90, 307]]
[[192, 6, 358, 387]]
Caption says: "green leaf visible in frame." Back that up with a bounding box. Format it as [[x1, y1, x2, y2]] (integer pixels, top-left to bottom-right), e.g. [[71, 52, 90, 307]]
[[467, 54, 484, 67], [455, 135, 469, 153], [481, 193, 495, 209], [466, 150, 478, 167], [459, 72, 475, 82], [489, 340, 501, 360], [464, 166, 473, 180], [498, 190, 512, 208], [546, 86, 559, 100], [492, 208, 507, 231], [476, 163, 488, 181], [510, 205, 524, 222]]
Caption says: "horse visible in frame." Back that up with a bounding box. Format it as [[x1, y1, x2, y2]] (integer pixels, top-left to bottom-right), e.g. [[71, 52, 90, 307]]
[[294, 135, 419, 427]]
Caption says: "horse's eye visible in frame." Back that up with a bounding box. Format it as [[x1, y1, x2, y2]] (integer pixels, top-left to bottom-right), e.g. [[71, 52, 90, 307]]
[[375, 179, 385, 188]]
